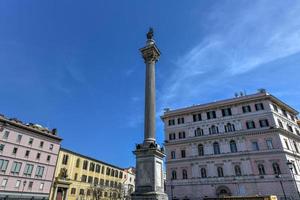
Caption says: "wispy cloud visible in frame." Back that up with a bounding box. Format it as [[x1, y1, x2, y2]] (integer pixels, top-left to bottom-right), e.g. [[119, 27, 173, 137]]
[[158, 1, 300, 111]]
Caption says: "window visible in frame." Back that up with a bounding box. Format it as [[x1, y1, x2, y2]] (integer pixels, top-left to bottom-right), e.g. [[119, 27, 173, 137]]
[[74, 173, 78, 181], [1, 179, 8, 187], [28, 138, 33, 145], [119, 171, 123, 178], [169, 133, 176, 140], [252, 141, 259, 151], [47, 155, 51, 162], [273, 104, 278, 112], [217, 167, 224, 177], [277, 119, 283, 128], [290, 115, 295, 121], [100, 179, 104, 185], [25, 150, 30, 157], [225, 123, 235, 132], [24, 164, 34, 176], [17, 135, 22, 142], [235, 165, 242, 176], [259, 119, 269, 127], [80, 189, 85, 195], [266, 139, 273, 149], [213, 142, 220, 154], [11, 162, 22, 174], [49, 144, 54, 150], [89, 162, 95, 171], [94, 177, 99, 185], [207, 111, 216, 119], [282, 110, 288, 117], [230, 140, 237, 153], [178, 131, 186, 139], [106, 167, 111, 175], [222, 108, 232, 117], [83, 160, 88, 170], [0, 144, 4, 152], [272, 163, 281, 175], [0, 159, 9, 172], [35, 166, 44, 178], [242, 105, 251, 113], [293, 141, 299, 153], [284, 139, 290, 150], [193, 113, 202, 122], [255, 103, 264, 111], [36, 153, 41, 160], [246, 121, 256, 129], [28, 181, 33, 189], [181, 150, 186, 158], [171, 151, 176, 159], [88, 176, 93, 183], [15, 180, 21, 188], [258, 164, 265, 175], [194, 128, 203, 136], [81, 175, 87, 182], [39, 183, 44, 190], [209, 125, 219, 134], [182, 169, 188, 179], [201, 168, 207, 178], [101, 166, 105, 174], [287, 125, 293, 133], [105, 180, 109, 186], [62, 154, 69, 165], [71, 188, 76, 195], [292, 163, 298, 174], [168, 119, 175, 126], [3, 131, 9, 139], [171, 170, 177, 179], [115, 170, 118, 178], [75, 158, 80, 168], [198, 144, 204, 156], [39, 141, 44, 148], [177, 117, 185, 124], [96, 164, 101, 173], [296, 129, 300, 136], [12, 147, 18, 155]]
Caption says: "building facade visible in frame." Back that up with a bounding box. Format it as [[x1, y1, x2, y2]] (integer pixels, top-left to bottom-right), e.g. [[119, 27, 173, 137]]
[[161, 91, 300, 200], [0, 115, 62, 199], [50, 148, 128, 200], [123, 168, 135, 200]]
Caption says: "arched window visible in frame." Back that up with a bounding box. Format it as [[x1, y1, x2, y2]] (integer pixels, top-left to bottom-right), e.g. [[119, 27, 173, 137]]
[[76, 158, 80, 168], [225, 123, 235, 132], [258, 164, 266, 175], [213, 142, 220, 154], [171, 170, 177, 180], [230, 140, 237, 153], [209, 125, 219, 134], [200, 168, 207, 178], [234, 165, 242, 176], [182, 169, 188, 179], [272, 163, 281, 175], [198, 144, 204, 156], [195, 128, 204, 136], [217, 167, 224, 177], [171, 151, 176, 159]]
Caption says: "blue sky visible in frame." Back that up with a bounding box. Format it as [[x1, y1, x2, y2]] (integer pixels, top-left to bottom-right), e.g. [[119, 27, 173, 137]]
[[0, 0, 299, 168]]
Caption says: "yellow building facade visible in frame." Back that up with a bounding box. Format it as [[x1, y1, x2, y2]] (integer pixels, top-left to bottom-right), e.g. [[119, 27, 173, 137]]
[[50, 148, 125, 200]]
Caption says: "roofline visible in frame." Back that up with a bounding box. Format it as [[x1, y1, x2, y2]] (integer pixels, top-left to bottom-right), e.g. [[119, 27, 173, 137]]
[[0, 116, 62, 141], [60, 147, 124, 171], [161, 92, 298, 119]]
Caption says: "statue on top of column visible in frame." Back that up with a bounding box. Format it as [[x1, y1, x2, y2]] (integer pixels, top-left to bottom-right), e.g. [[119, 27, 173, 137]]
[[147, 27, 154, 40]]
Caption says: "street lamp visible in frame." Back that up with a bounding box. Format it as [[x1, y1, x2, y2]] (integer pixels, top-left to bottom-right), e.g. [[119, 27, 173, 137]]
[[275, 174, 287, 200], [287, 160, 300, 199]]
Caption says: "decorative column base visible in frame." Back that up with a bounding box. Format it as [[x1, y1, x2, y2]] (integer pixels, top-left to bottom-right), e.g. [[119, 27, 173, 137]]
[[132, 191, 168, 200]]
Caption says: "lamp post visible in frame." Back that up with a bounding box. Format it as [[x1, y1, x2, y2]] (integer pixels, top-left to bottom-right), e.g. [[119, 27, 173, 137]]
[[275, 174, 287, 200], [287, 160, 300, 199]]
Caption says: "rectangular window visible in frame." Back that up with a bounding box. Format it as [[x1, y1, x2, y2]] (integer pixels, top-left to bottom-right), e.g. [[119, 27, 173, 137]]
[[36, 153, 41, 160], [177, 117, 184, 124], [252, 141, 259, 151], [0, 159, 9, 172], [100, 179, 104, 185], [62, 154, 69, 165], [206, 111, 216, 120], [28, 138, 33, 145], [39, 183, 44, 190], [101, 166, 105, 174], [11, 162, 22, 174], [25, 150, 30, 157], [83, 160, 88, 170], [94, 177, 99, 185], [222, 108, 232, 117], [0, 144, 4, 152], [259, 119, 269, 127], [28, 181, 33, 189], [12, 147, 18, 155], [15, 180, 21, 188], [47, 155, 51, 162], [255, 103, 264, 111], [35, 166, 45, 178], [96, 164, 101, 173], [266, 139, 273, 149], [39, 141, 44, 148], [24, 164, 34, 176], [169, 133, 176, 140], [168, 119, 175, 126], [3, 131, 9, 139], [178, 131, 186, 139], [282, 110, 288, 117], [1, 178, 8, 187], [246, 121, 256, 129], [193, 113, 202, 122], [74, 173, 78, 181], [181, 150, 186, 158], [88, 176, 93, 183], [81, 175, 87, 182], [284, 139, 290, 150], [242, 105, 251, 113], [89, 163, 95, 171], [17, 135, 22, 142], [71, 188, 76, 195], [272, 104, 278, 112]]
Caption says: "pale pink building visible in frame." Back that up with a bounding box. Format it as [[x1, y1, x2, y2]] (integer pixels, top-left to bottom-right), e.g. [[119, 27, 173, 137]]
[[0, 115, 62, 199], [161, 90, 300, 200]]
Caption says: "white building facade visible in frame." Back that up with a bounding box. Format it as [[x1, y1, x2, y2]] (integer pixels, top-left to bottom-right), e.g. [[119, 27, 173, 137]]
[[161, 91, 300, 200]]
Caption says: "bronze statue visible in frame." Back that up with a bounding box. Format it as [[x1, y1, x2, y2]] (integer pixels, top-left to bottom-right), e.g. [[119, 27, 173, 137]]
[[147, 27, 154, 40]]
